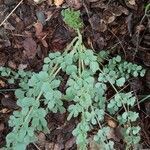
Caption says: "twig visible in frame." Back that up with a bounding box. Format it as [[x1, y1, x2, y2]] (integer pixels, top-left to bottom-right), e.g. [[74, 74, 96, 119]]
[[33, 143, 41, 150], [108, 28, 127, 58], [132, 3, 150, 60], [0, 0, 24, 27]]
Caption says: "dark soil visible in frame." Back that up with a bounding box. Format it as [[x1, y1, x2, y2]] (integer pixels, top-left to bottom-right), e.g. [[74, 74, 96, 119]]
[[0, 0, 150, 149]]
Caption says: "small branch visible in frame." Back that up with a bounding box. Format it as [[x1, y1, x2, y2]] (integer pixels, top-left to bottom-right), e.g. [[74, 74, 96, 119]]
[[0, 0, 24, 27]]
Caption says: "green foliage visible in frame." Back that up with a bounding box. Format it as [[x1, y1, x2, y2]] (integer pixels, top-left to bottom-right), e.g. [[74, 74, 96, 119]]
[[0, 8, 146, 150], [94, 127, 115, 150], [61, 8, 83, 31], [107, 92, 136, 114], [0, 67, 32, 85]]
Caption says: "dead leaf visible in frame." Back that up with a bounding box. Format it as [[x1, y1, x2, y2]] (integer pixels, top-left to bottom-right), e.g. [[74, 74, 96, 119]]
[[34, 21, 48, 47], [66, 0, 82, 9], [125, 0, 137, 10], [23, 37, 37, 59], [128, 0, 136, 5], [47, 0, 52, 5], [34, 0, 45, 4], [119, 6, 129, 15], [3, 21, 15, 30], [54, 0, 64, 7], [34, 22, 43, 38], [142, 52, 150, 67], [65, 137, 76, 149], [107, 118, 117, 128], [48, 143, 62, 150], [18, 64, 28, 70], [103, 10, 116, 24], [1, 97, 19, 109], [0, 80, 5, 88], [37, 132, 46, 142], [0, 123, 4, 131], [0, 108, 10, 113], [136, 25, 145, 33], [146, 70, 150, 89], [8, 61, 17, 70], [145, 101, 150, 115], [0, 52, 7, 66], [90, 14, 107, 32], [89, 139, 101, 150], [107, 128, 120, 142]]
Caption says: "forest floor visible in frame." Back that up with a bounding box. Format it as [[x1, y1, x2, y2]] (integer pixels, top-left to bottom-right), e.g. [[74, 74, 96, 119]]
[[0, 0, 150, 149]]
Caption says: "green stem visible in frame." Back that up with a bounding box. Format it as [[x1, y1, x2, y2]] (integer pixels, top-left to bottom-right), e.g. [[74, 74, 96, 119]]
[[64, 36, 78, 54], [49, 64, 58, 76], [22, 90, 43, 128], [99, 68, 128, 112]]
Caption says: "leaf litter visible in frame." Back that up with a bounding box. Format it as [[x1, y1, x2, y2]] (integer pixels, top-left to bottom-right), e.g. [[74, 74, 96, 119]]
[[0, 0, 150, 149]]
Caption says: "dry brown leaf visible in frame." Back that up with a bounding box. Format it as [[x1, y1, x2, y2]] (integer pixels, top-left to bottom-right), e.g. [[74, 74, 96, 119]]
[[23, 38, 37, 59], [107, 119, 117, 128], [0, 123, 4, 131], [34, 22, 48, 47], [65, 137, 76, 149], [66, 0, 82, 9], [1, 97, 19, 109], [34, 22, 43, 38], [0, 80, 5, 87], [107, 128, 120, 142], [89, 139, 101, 150], [54, 0, 64, 7], [8, 61, 17, 70], [103, 10, 116, 24]]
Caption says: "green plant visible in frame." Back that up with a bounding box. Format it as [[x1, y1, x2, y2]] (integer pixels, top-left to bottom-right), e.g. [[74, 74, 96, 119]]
[[61, 8, 83, 31], [0, 8, 146, 150]]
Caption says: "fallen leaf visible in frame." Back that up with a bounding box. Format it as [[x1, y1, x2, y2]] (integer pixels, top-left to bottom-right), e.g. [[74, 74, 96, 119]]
[[18, 64, 28, 70], [107, 128, 121, 142], [128, 0, 136, 5], [103, 10, 116, 24], [8, 61, 17, 70], [1, 97, 19, 109], [54, 0, 64, 7], [48, 143, 62, 150], [90, 14, 107, 32], [37, 132, 46, 142], [47, 0, 52, 5], [0, 80, 5, 88], [34, 21, 48, 47], [107, 118, 117, 128], [34, 22, 43, 38], [0, 108, 10, 113], [23, 37, 37, 59], [65, 137, 76, 149], [41, 39, 48, 48], [146, 70, 150, 89], [145, 101, 150, 115], [3, 21, 15, 30], [0, 52, 7, 66], [34, 0, 45, 4], [0, 123, 4, 131], [66, 0, 82, 9], [89, 138, 101, 150]]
